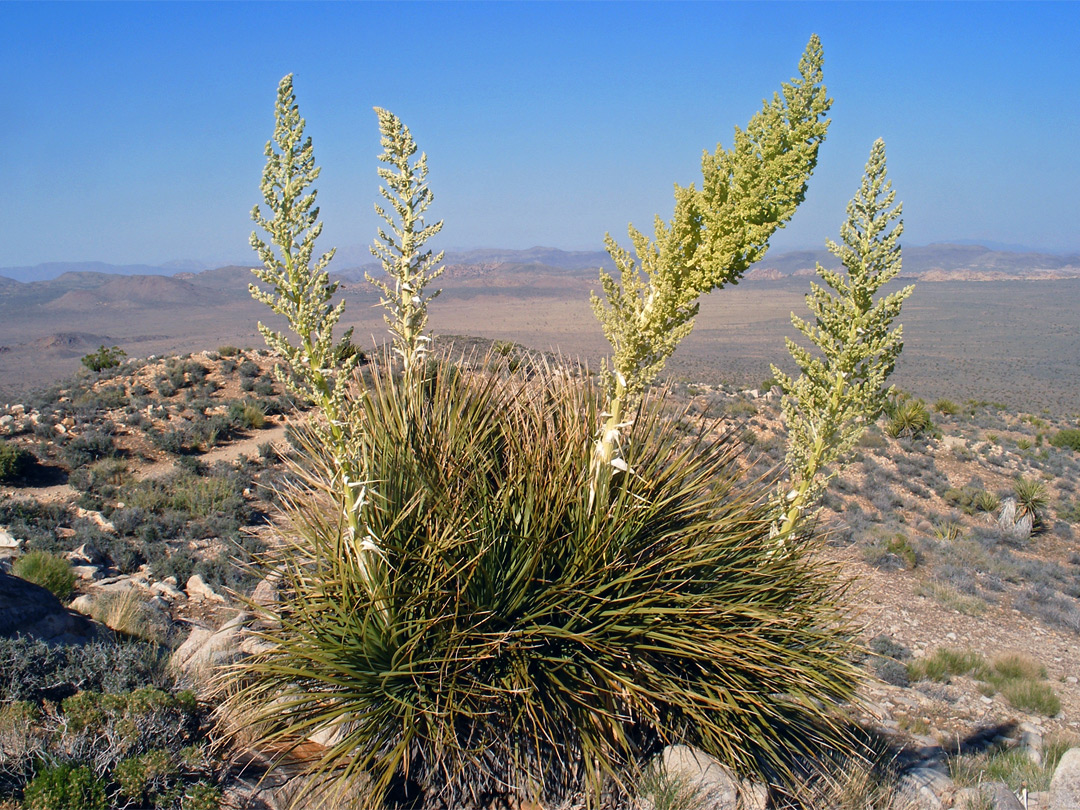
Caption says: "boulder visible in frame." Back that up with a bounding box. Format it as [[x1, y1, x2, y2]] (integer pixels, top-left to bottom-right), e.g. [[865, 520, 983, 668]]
[[65, 543, 105, 566], [0, 570, 98, 644], [186, 574, 226, 603], [982, 782, 1024, 810], [896, 765, 955, 810], [151, 580, 185, 601], [1049, 747, 1080, 810], [171, 613, 250, 691]]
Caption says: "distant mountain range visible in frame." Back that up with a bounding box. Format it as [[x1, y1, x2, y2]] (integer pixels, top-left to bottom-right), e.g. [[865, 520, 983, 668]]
[[3, 243, 1080, 288]]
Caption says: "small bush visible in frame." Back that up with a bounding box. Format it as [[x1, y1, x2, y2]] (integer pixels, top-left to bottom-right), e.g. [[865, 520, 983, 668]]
[[1050, 428, 1080, 452], [115, 748, 180, 804], [80, 345, 126, 373], [22, 763, 107, 810], [227, 401, 265, 431], [237, 360, 260, 379], [12, 551, 76, 601], [908, 647, 984, 683], [85, 589, 164, 643], [933, 398, 959, 415], [884, 397, 933, 438], [59, 431, 118, 470], [0, 439, 34, 481], [182, 781, 222, 810]]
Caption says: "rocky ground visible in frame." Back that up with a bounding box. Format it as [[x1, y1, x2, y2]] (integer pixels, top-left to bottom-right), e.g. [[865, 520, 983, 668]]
[[1, 347, 1079, 809]]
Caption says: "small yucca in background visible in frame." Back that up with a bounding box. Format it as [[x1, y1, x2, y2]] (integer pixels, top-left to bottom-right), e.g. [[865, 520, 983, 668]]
[[227, 356, 861, 807]]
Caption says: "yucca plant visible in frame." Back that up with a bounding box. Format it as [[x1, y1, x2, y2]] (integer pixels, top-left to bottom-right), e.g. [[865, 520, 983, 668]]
[[1013, 476, 1048, 529], [882, 396, 932, 439], [227, 355, 860, 807]]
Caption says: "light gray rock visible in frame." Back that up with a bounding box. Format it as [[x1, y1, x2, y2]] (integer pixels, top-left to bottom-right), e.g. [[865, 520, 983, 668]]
[[251, 572, 282, 609], [171, 613, 251, 692], [897, 765, 955, 810], [151, 580, 185, 601], [1021, 728, 1044, 766], [65, 543, 105, 566], [1049, 747, 1080, 810], [982, 781, 1024, 810], [186, 574, 226, 603]]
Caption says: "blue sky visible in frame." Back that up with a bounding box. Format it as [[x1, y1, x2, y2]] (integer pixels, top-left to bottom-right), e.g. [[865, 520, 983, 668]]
[[2, 1, 1078, 268]]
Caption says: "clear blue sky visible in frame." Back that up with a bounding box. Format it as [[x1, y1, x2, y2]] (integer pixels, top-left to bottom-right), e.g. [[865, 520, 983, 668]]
[[2, 1, 1078, 268]]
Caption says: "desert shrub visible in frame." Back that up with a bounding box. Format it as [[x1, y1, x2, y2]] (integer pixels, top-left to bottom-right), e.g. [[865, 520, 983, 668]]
[[863, 533, 918, 570], [229, 358, 861, 804], [227, 400, 265, 430], [73, 385, 128, 414], [80, 345, 126, 374], [942, 482, 992, 516], [883, 397, 932, 439], [123, 470, 248, 523], [59, 431, 117, 470], [932, 398, 959, 415], [181, 781, 222, 810], [183, 362, 209, 383], [85, 589, 165, 643], [22, 763, 106, 810], [149, 547, 197, 586], [237, 360, 260, 379], [154, 377, 178, 398], [252, 377, 276, 397], [1059, 499, 1080, 524], [907, 647, 984, 683], [51, 688, 199, 782], [67, 457, 128, 498], [0, 440, 33, 481], [0, 500, 72, 555], [12, 551, 76, 601], [114, 748, 180, 805], [1050, 428, 1080, 452], [0, 638, 170, 704], [873, 658, 910, 687]]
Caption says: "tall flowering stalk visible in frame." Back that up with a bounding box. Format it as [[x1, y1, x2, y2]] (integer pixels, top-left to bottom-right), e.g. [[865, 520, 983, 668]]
[[248, 75, 378, 590], [590, 35, 831, 502], [772, 138, 913, 539], [367, 108, 445, 377]]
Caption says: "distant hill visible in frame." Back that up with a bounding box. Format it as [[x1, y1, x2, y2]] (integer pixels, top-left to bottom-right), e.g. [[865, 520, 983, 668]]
[[2, 244, 1079, 300], [0, 259, 242, 283], [747, 243, 1080, 281]]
